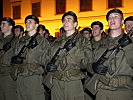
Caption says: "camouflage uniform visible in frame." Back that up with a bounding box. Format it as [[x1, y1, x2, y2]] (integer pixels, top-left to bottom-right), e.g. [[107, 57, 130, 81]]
[[95, 33, 133, 100], [0, 34, 18, 100], [45, 32, 92, 100], [14, 34, 49, 100]]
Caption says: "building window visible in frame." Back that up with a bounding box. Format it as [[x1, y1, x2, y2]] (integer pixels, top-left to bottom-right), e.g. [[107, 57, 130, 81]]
[[13, 5, 21, 19], [56, 0, 66, 14], [32, 2, 40, 17], [108, 0, 122, 8], [80, 0, 92, 12], [55, 32, 60, 37]]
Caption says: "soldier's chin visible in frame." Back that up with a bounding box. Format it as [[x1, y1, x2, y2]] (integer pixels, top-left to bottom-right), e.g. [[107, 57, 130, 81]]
[[63, 28, 69, 31]]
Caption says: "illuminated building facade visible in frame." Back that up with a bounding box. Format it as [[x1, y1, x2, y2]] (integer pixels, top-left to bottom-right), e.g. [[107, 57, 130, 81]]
[[3, 0, 133, 37]]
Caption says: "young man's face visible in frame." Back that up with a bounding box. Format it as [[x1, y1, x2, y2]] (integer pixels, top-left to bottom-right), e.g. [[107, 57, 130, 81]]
[[14, 28, 21, 37], [125, 21, 133, 33], [0, 21, 12, 34], [92, 25, 102, 37], [62, 15, 77, 32], [25, 19, 38, 32], [83, 30, 91, 39], [108, 13, 124, 30]]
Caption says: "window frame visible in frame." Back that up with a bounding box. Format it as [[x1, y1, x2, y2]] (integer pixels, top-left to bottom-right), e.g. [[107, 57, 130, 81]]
[[32, 1, 41, 17], [80, 0, 92, 12], [107, 0, 123, 8], [11, 1, 21, 20], [55, 0, 66, 15]]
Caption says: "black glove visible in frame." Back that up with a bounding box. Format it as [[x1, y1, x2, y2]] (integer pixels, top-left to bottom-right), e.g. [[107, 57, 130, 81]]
[[118, 34, 132, 48], [2, 43, 11, 52], [92, 63, 108, 75], [64, 40, 76, 51], [11, 56, 24, 64], [46, 63, 57, 72], [27, 38, 38, 49]]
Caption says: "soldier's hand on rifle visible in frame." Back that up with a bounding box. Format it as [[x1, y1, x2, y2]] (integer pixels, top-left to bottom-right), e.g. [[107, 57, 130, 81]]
[[2, 43, 11, 52], [11, 56, 24, 64], [118, 34, 132, 48], [46, 63, 57, 72], [64, 40, 76, 51], [92, 63, 108, 75]]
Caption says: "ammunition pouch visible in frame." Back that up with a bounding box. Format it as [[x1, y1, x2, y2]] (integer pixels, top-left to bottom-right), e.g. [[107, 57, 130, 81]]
[[54, 69, 80, 80], [109, 75, 133, 88]]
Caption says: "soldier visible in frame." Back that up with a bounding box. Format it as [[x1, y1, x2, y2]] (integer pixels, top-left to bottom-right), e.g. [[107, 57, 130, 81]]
[[91, 21, 107, 50], [83, 21, 106, 100], [92, 8, 133, 100], [13, 25, 24, 39], [10, 15, 49, 100], [80, 27, 94, 100], [124, 16, 133, 35], [43, 11, 92, 100], [90, 21, 108, 73], [0, 17, 18, 100], [37, 24, 51, 100]]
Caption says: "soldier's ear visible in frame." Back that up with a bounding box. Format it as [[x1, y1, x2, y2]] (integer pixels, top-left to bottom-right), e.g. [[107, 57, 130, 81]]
[[35, 24, 39, 29], [9, 25, 13, 30], [122, 19, 124, 25], [100, 30, 103, 34], [74, 22, 78, 28]]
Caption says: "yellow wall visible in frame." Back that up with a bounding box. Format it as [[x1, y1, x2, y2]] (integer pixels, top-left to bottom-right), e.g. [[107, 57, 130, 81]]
[[3, 0, 133, 36]]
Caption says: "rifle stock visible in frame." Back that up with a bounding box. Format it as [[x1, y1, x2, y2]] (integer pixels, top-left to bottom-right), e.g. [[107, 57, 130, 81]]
[[84, 74, 99, 95], [84, 74, 109, 95]]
